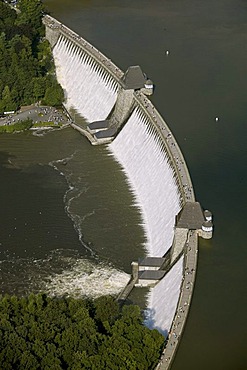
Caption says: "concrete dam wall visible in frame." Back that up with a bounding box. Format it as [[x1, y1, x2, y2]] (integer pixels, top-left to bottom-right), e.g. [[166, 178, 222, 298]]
[[109, 105, 182, 257], [43, 14, 212, 369], [53, 34, 119, 123]]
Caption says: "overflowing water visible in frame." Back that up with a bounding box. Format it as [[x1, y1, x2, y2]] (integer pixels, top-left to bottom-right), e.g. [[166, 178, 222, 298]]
[[50, 22, 184, 337], [109, 106, 182, 257], [53, 35, 119, 122], [0, 248, 129, 298], [108, 105, 183, 335], [145, 256, 184, 336]]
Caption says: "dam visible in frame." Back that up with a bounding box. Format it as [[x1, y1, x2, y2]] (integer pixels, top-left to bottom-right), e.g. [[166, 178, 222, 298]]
[[43, 14, 213, 369]]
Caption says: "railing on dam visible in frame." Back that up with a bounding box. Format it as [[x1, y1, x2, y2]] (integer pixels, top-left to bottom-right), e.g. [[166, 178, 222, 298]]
[[156, 231, 198, 370], [42, 14, 208, 370], [43, 14, 195, 206], [133, 91, 195, 205], [43, 15, 124, 84]]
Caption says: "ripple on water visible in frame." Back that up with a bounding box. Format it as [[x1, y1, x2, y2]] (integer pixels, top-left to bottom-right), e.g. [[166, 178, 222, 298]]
[[0, 248, 130, 298]]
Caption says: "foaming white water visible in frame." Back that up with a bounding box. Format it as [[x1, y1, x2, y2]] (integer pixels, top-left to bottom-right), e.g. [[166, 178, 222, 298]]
[[109, 107, 182, 257], [49, 153, 94, 255], [43, 258, 130, 299], [0, 249, 130, 298], [53, 35, 119, 122], [145, 256, 184, 337]]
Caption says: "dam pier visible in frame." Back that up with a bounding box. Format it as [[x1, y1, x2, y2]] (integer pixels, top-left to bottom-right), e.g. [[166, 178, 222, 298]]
[[43, 14, 213, 369]]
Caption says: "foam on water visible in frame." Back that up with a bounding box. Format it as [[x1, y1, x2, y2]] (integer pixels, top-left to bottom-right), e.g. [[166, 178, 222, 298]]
[[43, 258, 130, 299], [145, 256, 184, 336], [108, 106, 182, 257], [0, 249, 130, 298], [53, 35, 119, 122], [31, 125, 68, 137], [49, 153, 95, 255], [51, 31, 184, 336]]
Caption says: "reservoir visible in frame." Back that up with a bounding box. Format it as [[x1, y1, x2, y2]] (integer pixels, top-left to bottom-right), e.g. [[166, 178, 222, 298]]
[[1, 1, 247, 369]]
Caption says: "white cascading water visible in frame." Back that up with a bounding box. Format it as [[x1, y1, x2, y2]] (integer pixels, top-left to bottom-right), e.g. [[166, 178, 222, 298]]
[[52, 30, 184, 335], [145, 256, 184, 336], [53, 35, 119, 122], [109, 106, 182, 257], [109, 106, 183, 335]]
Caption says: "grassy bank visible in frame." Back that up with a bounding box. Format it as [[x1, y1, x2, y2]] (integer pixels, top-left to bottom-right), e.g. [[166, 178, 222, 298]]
[[32, 121, 63, 128], [0, 119, 64, 133], [0, 119, 33, 133]]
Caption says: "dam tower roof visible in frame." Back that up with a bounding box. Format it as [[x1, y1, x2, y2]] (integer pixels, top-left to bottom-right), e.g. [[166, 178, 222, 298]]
[[121, 65, 147, 90]]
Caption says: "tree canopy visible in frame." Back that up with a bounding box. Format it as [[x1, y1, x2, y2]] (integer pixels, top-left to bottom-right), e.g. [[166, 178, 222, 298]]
[[0, 294, 164, 369], [0, 0, 64, 113]]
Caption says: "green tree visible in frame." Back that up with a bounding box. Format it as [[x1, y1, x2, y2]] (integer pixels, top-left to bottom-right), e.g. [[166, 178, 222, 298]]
[[0, 294, 164, 369], [43, 83, 64, 106], [0, 0, 64, 108], [20, 350, 40, 369], [17, 0, 45, 36], [1, 85, 16, 111], [32, 77, 46, 101], [0, 2, 17, 31], [93, 295, 120, 326]]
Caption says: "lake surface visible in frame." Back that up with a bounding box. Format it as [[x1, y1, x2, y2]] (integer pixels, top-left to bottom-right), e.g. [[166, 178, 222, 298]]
[[1, 0, 247, 369]]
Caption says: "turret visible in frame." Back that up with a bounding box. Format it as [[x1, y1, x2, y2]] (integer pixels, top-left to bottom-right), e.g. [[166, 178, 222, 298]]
[[200, 220, 213, 239], [142, 79, 154, 95]]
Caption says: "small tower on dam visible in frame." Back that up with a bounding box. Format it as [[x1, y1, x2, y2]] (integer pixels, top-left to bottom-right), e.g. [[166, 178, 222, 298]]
[[87, 65, 153, 144], [199, 210, 213, 239], [120, 65, 154, 95], [43, 14, 215, 368], [143, 79, 154, 96], [128, 203, 214, 288], [169, 202, 213, 265], [42, 15, 153, 146], [175, 202, 213, 238], [175, 202, 214, 240]]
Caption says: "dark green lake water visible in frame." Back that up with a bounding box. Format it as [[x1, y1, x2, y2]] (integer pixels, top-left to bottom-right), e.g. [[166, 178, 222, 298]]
[[1, 0, 246, 369], [0, 128, 145, 296]]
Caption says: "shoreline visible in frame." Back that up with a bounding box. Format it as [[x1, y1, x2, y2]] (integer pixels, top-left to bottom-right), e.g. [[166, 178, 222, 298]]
[[0, 105, 71, 132]]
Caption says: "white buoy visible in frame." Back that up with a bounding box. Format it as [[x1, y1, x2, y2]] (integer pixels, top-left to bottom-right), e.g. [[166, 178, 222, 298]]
[[215, 117, 219, 122], [166, 50, 170, 55]]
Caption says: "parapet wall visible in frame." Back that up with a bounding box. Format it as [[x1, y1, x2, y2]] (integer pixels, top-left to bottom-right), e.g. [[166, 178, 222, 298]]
[[43, 13, 203, 370], [133, 91, 195, 204], [43, 15, 124, 84], [43, 14, 195, 204]]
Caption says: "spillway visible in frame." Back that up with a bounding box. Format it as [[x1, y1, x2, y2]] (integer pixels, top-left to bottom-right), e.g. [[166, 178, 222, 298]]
[[43, 14, 211, 369], [45, 14, 185, 337], [108, 105, 184, 338], [144, 256, 184, 337], [53, 34, 119, 122], [109, 106, 182, 257]]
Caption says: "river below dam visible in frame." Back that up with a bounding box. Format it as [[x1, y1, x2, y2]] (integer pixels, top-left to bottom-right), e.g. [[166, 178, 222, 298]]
[[1, 0, 247, 369]]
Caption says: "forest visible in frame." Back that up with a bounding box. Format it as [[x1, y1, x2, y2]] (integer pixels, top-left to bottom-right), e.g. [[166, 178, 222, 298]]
[[0, 0, 64, 114], [0, 294, 164, 369]]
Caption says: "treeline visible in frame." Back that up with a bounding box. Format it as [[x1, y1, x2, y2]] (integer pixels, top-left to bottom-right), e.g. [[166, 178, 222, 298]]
[[0, 294, 164, 369], [0, 0, 64, 114]]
